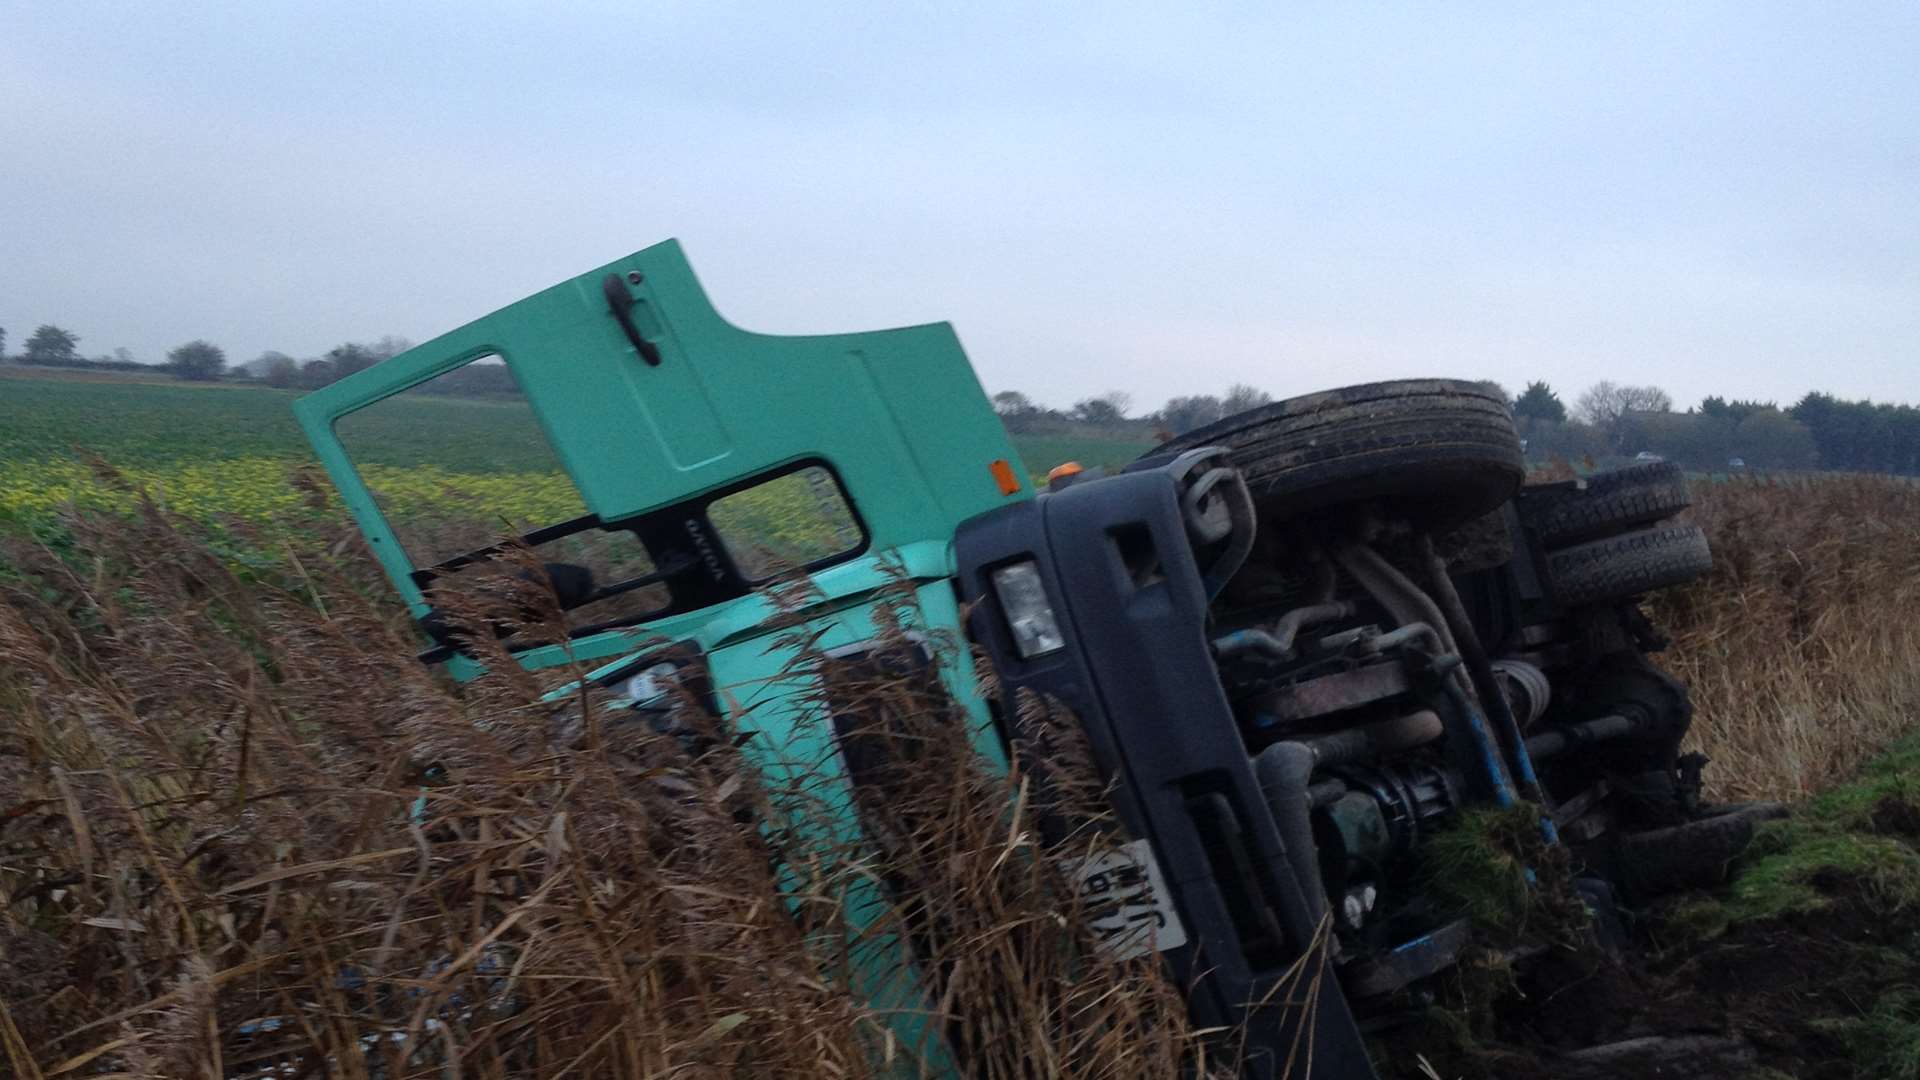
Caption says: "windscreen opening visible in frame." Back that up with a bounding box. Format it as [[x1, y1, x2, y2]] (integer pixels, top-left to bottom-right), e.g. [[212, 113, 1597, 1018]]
[[332, 354, 669, 636], [332, 355, 872, 658], [709, 464, 865, 581]]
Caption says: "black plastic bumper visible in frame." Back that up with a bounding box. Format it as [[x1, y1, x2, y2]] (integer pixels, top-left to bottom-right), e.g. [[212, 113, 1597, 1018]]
[[956, 460, 1377, 1080]]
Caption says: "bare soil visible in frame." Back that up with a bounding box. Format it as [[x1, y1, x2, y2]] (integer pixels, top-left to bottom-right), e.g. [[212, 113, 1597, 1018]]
[[1376, 806, 1920, 1079]]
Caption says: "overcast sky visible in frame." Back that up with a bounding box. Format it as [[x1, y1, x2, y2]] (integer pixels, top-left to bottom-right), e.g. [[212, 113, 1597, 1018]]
[[3, 2, 1916, 412]]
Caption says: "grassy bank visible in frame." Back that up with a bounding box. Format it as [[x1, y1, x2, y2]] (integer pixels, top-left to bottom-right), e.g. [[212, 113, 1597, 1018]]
[[1394, 731, 1920, 1079]]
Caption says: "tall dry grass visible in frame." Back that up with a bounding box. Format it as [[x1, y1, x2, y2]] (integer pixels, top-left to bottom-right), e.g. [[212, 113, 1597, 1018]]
[[0, 485, 1231, 1078], [6, 467, 1916, 1075], [1655, 473, 1920, 801]]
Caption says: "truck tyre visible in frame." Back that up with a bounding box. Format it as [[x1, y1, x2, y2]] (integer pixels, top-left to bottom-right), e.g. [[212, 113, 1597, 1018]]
[[1616, 803, 1783, 896], [1546, 525, 1712, 607], [1521, 461, 1691, 546], [1148, 379, 1525, 528]]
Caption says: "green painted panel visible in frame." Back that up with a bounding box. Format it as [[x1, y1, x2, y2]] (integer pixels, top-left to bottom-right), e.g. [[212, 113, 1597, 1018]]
[[294, 240, 1028, 673]]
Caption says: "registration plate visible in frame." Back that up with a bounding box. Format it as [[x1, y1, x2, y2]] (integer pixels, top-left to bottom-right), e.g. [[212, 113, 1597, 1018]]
[[1068, 837, 1189, 960]]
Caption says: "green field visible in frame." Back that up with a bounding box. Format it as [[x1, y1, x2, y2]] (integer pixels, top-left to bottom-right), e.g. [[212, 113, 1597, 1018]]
[[0, 370, 1154, 523], [1007, 433, 1159, 474]]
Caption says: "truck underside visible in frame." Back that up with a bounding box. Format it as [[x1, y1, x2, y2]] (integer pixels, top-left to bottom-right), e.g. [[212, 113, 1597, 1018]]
[[960, 381, 1771, 1077]]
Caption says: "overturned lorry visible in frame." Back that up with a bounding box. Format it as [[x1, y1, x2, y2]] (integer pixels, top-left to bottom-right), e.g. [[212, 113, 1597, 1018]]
[[295, 241, 1763, 1078]]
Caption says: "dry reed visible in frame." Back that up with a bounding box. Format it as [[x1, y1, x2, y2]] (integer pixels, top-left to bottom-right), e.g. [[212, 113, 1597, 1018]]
[[1655, 473, 1920, 801], [6, 467, 1918, 1076], [0, 486, 1217, 1077]]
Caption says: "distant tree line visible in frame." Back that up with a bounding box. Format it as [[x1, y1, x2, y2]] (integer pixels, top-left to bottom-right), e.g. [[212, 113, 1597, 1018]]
[[990, 377, 1920, 479], [0, 324, 146, 372], [250, 337, 420, 390], [6, 316, 1918, 475], [1508, 380, 1920, 475], [0, 324, 539, 399], [0, 323, 426, 391], [992, 383, 1275, 438], [1787, 392, 1920, 474]]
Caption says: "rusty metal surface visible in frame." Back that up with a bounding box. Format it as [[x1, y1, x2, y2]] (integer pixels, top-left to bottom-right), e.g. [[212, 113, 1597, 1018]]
[[1261, 660, 1411, 723]]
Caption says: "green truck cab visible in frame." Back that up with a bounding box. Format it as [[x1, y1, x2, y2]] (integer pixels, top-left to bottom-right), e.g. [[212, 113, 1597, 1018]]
[[297, 240, 1752, 1078]]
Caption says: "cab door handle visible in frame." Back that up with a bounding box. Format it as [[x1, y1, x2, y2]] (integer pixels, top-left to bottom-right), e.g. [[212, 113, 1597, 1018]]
[[601, 273, 663, 366]]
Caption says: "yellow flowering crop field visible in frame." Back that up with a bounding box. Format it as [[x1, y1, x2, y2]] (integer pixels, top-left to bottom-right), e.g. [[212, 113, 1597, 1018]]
[[0, 455, 588, 527], [0, 371, 1152, 534], [0, 376, 595, 529]]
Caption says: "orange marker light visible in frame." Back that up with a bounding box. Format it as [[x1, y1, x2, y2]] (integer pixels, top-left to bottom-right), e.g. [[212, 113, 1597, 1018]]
[[990, 458, 1022, 495], [1047, 461, 1084, 483]]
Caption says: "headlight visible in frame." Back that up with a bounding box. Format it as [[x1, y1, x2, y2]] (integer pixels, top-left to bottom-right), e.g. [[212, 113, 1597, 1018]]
[[614, 662, 680, 709], [991, 560, 1065, 659]]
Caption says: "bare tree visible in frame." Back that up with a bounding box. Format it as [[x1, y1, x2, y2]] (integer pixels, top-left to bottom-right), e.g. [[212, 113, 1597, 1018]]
[[1220, 383, 1272, 416], [1158, 395, 1224, 435], [1071, 390, 1134, 425], [370, 335, 413, 361], [325, 343, 379, 379], [1577, 380, 1673, 448], [299, 357, 336, 388], [992, 390, 1034, 416], [991, 390, 1051, 432], [256, 351, 300, 388]]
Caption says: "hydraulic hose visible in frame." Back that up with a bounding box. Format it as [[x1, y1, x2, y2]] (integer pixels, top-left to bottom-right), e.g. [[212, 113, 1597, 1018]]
[[1439, 678, 1519, 807], [1418, 534, 1551, 808], [1334, 543, 1484, 709], [1253, 741, 1331, 926], [1298, 709, 1445, 767], [1212, 601, 1356, 660]]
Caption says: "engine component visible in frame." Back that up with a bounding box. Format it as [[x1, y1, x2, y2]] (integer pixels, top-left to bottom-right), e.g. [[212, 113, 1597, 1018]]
[[1325, 759, 1461, 868], [1335, 543, 1463, 664], [1298, 710, 1445, 767], [1339, 883, 1381, 932], [1257, 661, 1412, 725], [1563, 653, 1694, 754], [1323, 792, 1394, 884], [1256, 742, 1336, 925], [1492, 659, 1552, 726], [1524, 712, 1641, 762], [1213, 600, 1357, 662], [1256, 713, 1454, 921]]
